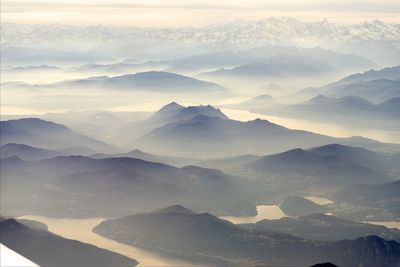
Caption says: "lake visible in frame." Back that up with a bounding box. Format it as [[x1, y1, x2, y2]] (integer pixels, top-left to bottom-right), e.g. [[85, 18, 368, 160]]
[[220, 205, 287, 224], [304, 196, 334, 205], [363, 221, 400, 230], [19, 215, 203, 267]]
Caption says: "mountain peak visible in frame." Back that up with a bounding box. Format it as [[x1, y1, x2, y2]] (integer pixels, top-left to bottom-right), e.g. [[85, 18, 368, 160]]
[[248, 118, 276, 127], [159, 102, 185, 111], [177, 105, 229, 120], [153, 205, 195, 215], [149, 102, 185, 121]]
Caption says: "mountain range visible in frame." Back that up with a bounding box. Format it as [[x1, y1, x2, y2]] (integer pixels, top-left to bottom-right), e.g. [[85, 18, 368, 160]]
[[133, 105, 399, 157], [2, 19, 399, 65], [116, 102, 230, 143], [247, 94, 400, 132], [0, 155, 255, 218], [292, 65, 400, 102], [4, 71, 226, 93], [200, 54, 357, 79], [214, 144, 400, 204]]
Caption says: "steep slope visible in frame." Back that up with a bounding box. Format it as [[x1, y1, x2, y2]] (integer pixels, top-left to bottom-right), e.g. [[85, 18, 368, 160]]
[[147, 102, 228, 124], [119, 102, 230, 141], [0, 218, 137, 267]]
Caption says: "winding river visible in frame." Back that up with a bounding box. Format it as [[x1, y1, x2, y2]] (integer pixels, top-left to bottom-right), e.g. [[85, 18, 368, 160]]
[[19, 215, 203, 267]]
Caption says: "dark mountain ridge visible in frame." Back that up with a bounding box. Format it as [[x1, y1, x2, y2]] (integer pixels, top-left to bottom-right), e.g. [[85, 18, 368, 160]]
[[0, 155, 255, 218], [93, 206, 400, 267]]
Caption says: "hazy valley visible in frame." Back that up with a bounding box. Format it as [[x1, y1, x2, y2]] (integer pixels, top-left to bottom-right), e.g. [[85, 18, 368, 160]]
[[1, 8, 400, 267]]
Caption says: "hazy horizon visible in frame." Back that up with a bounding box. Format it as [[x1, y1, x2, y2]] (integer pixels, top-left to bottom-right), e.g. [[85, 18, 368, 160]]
[[2, 0, 400, 26], [1, 1, 400, 266]]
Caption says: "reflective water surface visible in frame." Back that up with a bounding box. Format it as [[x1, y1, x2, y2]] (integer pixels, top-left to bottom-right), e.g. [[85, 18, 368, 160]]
[[363, 221, 400, 230], [19, 215, 203, 267], [220, 205, 287, 224], [304, 196, 334, 205]]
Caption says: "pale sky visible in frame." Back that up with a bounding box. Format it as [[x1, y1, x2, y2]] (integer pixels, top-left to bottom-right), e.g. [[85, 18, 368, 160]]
[[1, 0, 399, 27]]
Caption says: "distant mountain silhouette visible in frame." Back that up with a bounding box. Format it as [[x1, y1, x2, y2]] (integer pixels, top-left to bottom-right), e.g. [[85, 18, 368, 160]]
[[307, 94, 374, 107], [94, 205, 400, 267], [249, 93, 400, 131], [292, 66, 400, 102], [201, 56, 332, 78], [0, 118, 115, 153], [225, 94, 276, 109], [153, 205, 195, 215], [341, 65, 400, 82], [279, 95, 399, 124], [9, 71, 226, 93], [0, 218, 137, 267], [148, 102, 228, 124]]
